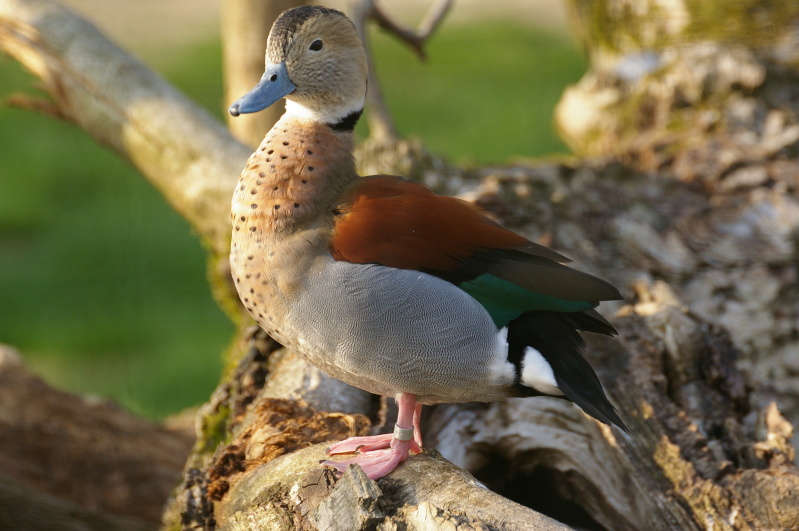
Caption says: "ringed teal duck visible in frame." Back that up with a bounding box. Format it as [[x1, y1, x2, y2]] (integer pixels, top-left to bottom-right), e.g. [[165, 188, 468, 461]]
[[229, 5, 626, 480]]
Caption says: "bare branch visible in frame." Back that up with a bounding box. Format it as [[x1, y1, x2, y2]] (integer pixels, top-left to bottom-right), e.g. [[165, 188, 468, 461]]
[[372, 0, 453, 61], [5, 93, 68, 120], [351, 0, 454, 144], [0, 0, 250, 257], [417, 0, 455, 43]]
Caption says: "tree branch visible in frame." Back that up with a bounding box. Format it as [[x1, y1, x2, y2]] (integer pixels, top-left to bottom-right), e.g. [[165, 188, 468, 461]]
[[370, 0, 453, 61], [0, 0, 249, 257], [351, 0, 453, 144]]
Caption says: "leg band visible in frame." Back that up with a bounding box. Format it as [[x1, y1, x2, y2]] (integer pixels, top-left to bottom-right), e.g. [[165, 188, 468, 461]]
[[393, 425, 414, 441]]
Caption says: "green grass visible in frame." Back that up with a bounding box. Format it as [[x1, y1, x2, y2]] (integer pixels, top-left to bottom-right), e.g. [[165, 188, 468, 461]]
[[361, 22, 586, 163], [0, 59, 231, 419], [0, 21, 586, 419]]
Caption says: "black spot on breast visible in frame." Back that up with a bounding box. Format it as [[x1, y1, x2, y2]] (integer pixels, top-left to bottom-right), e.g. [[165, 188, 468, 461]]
[[267, 149, 274, 155], [308, 166, 315, 171], [251, 204, 258, 209], [274, 205, 281, 210]]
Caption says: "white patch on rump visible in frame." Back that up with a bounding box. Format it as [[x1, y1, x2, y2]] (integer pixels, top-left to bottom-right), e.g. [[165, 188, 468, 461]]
[[521, 346, 563, 396], [489, 327, 516, 386]]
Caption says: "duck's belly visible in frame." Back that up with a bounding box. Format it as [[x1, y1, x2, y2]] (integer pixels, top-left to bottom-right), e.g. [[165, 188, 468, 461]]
[[276, 256, 514, 404], [230, 225, 328, 346]]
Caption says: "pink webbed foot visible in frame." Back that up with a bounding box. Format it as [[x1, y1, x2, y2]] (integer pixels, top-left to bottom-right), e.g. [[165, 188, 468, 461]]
[[327, 433, 421, 455], [322, 439, 416, 480], [322, 393, 423, 480]]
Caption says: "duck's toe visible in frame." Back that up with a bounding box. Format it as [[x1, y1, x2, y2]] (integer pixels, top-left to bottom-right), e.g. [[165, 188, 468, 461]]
[[326, 433, 394, 454], [322, 439, 416, 480]]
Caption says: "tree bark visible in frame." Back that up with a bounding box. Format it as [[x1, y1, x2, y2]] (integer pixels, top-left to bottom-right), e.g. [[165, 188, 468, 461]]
[[2, 0, 799, 530], [554, 0, 799, 446]]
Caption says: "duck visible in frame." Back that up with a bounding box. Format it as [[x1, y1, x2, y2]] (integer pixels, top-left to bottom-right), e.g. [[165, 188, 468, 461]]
[[228, 5, 626, 481]]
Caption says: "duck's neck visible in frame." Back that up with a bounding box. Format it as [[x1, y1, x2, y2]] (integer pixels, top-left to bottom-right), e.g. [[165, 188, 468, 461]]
[[232, 111, 357, 234]]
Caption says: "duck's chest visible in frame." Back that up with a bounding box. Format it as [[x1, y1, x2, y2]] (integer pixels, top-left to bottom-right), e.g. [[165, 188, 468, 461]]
[[229, 116, 355, 341], [230, 224, 329, 346]]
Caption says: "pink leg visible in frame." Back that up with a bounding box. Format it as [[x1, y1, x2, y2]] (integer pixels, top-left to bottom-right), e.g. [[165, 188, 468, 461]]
[[412, 402, 423, 448], [323, 393, 423, 480]]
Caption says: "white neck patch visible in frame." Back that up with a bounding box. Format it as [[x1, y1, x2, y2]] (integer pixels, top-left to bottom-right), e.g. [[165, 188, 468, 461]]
[[284, 93, 364, 126]]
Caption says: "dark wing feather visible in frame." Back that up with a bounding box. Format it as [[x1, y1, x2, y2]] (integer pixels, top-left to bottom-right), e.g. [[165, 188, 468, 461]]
[[508, 311, 626, 431]]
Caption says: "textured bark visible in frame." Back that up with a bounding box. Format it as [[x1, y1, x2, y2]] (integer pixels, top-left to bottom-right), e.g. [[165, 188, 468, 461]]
[[2, 0, 799, 530], [554, 0, 799, 449]]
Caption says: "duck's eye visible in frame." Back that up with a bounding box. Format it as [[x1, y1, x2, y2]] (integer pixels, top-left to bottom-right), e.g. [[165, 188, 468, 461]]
[[309, 39, 323, 51]]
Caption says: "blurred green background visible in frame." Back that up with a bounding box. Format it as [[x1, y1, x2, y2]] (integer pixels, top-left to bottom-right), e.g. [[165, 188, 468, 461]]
[[0, 6, 586, 419]]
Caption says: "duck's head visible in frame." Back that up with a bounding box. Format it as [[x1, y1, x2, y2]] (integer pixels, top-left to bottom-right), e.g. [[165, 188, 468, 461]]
[[229, 6, 367, 128]]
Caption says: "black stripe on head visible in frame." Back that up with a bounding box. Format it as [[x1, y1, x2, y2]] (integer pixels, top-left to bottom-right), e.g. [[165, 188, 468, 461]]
[[268, 6, 347, 61]]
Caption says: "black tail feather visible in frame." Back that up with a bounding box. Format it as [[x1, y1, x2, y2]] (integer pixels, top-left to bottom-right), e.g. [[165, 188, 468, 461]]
[[507, 311, 627, 432]]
